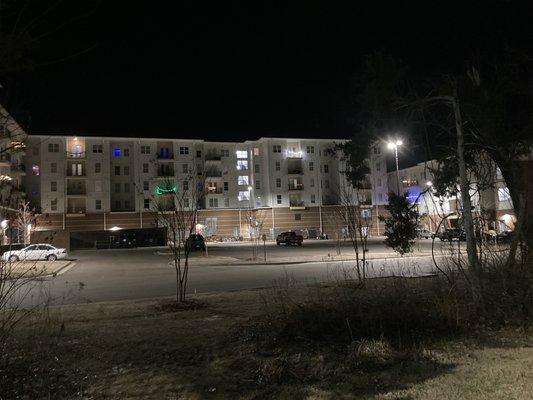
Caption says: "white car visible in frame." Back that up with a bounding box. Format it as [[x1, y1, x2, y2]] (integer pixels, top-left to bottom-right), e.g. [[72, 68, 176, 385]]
[[2, 244, 68, 262]]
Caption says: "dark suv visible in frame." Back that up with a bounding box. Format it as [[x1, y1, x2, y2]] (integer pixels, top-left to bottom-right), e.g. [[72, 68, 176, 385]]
[[276, 231, 303, 246], [437, 228, 466, 241], [186, 234, 206, 251]]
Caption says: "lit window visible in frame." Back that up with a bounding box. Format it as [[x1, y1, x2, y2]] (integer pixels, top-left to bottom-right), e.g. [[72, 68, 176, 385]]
[[237, 160, 248, 170], [253, 148, 260, 156], [114, 148, 121, 157], [238, 176, 249, 185], [238, 191, 250, 201], [236, 150, 248, 159], [498, 187, 511, 202], [273, 145, 281, 153]]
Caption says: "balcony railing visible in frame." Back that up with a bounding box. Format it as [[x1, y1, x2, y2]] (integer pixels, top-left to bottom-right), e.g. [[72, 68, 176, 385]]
[[156, 150, 174, 159], [66, 151, 85, 158], [288, 183, 304, 190], [67, 187, 87, 196], [289, 201, 306, 208], [205, 167, 222, 177], [207, 187, 223, 194], [157, 168, 175, 177], [287, 168, 303, 175]]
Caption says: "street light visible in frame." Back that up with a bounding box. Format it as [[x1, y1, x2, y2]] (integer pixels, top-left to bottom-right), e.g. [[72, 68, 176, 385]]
[[387, 139, 403, 194]]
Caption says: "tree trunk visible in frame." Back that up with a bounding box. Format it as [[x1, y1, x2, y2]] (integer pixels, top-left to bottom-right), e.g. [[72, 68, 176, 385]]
[[452, 96, 482, 300]]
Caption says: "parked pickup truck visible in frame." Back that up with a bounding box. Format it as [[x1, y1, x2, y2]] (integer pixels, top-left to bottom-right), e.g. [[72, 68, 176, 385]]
[[276, 231, 303, 246]]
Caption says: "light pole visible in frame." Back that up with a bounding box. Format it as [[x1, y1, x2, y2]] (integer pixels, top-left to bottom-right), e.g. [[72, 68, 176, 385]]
[[387, 139, 403, 195]]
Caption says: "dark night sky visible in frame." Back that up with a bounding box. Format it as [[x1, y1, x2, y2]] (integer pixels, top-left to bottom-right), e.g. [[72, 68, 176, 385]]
[[2, 1, 532, 141]]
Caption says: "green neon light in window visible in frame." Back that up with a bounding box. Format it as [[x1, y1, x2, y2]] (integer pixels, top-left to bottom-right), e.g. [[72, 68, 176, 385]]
[[155, 185, 177, 195]]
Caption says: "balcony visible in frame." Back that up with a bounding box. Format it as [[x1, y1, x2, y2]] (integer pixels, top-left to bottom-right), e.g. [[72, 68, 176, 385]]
[[205, 150, 222, 161], [10, 164, 25, 175], [286, 149, 303, 158], [288, 183, 304, 190], [205, 166, 222, 178], [156, 148, 174, 160], [157, 166, 175, 177], [66, 150, 85, 159], [207, 186, 223, 194], [67, 198, 86, 214], [287, 159, 303, 174], [67, 181, 87, 196], [289, 200, 306, 210]]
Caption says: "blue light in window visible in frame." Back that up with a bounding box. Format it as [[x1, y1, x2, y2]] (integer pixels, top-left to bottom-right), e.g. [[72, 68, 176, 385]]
[[114, 148, 121, 157]]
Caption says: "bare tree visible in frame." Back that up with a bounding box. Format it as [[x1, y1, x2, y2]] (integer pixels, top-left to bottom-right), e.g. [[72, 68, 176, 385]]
[[152, 170, 205, 303], [244, 208, 267, 261]]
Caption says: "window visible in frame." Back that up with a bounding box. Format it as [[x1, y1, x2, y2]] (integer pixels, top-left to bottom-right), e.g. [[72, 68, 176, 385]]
[[238, 191, 250, 201], [310, 178, 315, 188], [115, 200, 121, 209], [124, 183, 130, 193], [277, 195, 282, 204], [236, 150, 248, 159], [273, 145, 281, 153], [184, 198, 190, 208], [311, 194, 316, 204], [295, 214, 301, 221], [373, 146, 381, 155], [224, 198, 230, 207], [182, 164, 189, 174], [306, 146, 314, 154], [255, 164, 260, 173], [51, 198, 57, 211], [253, 148, 260, 156], [141, 145, 151, 154], [309, 162, 314, 171], [142, 163, 149, 173], [324, 164, 329, 173], [95, 181, 102, 192], [124, 200, 131, 209], [375, 162, 381, 172], [221, 149, 229, 157], [255, 180, 260, 190], [92, 144, 103, 153], [115, 183, 120, 193], [113, 166, 120, 175], [114, 148, 121, 157], [238, 176, 249, 185], [223, 182, 229, 191], [275, 161, 281, 171], [50, 181, 57, 192], [144, 198, 150, 209], [124, 166, 130, 176], [498, 187, 511, 202], [196, 150, 202, 158], [276, 178, 281, 188], [183, 180, 189, 191], [179, 146, 189, 155], [48, 143, 59, 152], [95, 163, 101, 173], [209, 198, 219, 207], [143, 181, 149, 191], [124, 148, 130, 157], [237, 160, 248, 170], [50, 162, 57, 173], [95, 199, 102, 210]]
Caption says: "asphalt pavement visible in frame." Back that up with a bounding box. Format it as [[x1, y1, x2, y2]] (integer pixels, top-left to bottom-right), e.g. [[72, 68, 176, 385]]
[[17, 238, 451, 307]]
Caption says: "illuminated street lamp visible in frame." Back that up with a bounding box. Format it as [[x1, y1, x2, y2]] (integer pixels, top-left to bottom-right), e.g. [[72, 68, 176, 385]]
[[387, 139, 403, 194]]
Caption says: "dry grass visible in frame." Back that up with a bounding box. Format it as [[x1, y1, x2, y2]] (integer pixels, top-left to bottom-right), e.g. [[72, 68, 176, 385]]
[[2, 284, 533, 399]]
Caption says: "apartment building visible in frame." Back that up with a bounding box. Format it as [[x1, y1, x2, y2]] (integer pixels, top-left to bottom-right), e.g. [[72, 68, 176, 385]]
[[22, 134, 393, 245]]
